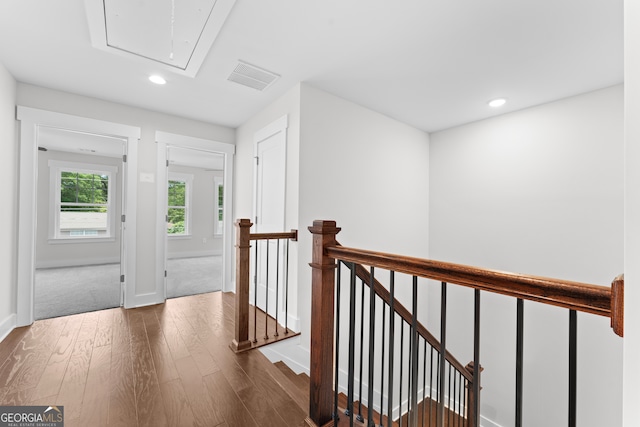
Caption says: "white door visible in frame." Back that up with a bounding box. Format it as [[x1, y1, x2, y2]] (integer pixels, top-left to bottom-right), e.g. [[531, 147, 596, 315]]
[[253, 118, 287, 318]]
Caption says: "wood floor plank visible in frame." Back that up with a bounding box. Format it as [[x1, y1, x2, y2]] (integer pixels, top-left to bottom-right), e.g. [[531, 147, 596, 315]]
[[203, 370, 259, 427], [174, 355, 224, 427], [156, 307, 191, 361], [158, 378, 197, 427], [94, 308, 114, 348], [78, 344, 112, 426], [129, 311, 169, 427], [111, 308, 131, 355], [76, 311, 100, 344], [56, 334, 94, 422], [108, 348, 138, 427], [169, 300, 221, 377], [142, 309, 179, 384]]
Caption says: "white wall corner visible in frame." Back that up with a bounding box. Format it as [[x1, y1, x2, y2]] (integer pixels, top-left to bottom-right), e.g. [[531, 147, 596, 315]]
[[0, 313, 16, 343]]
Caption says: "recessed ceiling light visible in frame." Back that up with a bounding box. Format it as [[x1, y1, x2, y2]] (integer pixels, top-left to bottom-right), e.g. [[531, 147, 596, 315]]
[[488, 98, 507, 108], [149, 75, 166, 85]]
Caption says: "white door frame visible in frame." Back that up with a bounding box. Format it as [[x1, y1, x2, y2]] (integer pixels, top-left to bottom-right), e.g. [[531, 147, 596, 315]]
[[155, 132, 235, 296], [16, 106, 140, 326]]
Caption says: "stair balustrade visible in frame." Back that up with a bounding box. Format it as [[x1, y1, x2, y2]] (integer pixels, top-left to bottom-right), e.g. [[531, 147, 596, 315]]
[[305, 220, 624, 427], [230, 218, 299, 353]]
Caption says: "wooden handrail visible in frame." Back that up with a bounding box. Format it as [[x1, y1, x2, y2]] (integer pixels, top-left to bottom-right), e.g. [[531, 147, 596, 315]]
[[326, 245, 623, 337], [250, 230, 298, 241], [346, 261, 473, 381]]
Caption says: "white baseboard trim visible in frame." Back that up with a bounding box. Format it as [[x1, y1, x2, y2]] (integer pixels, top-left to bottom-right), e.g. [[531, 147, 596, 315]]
[[133, 292, 164, 308], [259, 336, 310, 376], [0, 313, 17, 343], [167, 251, 221, 259], [36, 256, 121, 269]]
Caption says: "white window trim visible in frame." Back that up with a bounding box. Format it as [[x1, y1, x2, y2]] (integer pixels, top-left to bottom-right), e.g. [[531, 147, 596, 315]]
[[167, 172, 193, 237], [48, 160, 118, 243]]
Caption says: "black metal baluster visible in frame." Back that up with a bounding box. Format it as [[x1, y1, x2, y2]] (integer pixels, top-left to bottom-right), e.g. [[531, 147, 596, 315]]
[[472, 290, 481, 427], [264, 239, 270, 340], [438, 282, 447, 427], [458, 371, 462, 427], [334, 262, 342, 422], [569, 310, 577, 427], [253, 240, 258, 343], [367, 267, 376, 427], [399, 321, 405, 427], [422, 339, 427, 427], [387, 272, 395, 427], [274, 239, 280, 337], [410, 276, 419, 427], [463, 379, 468, 427], [347, 263, 357, 426], [357, 278, 366, 423], [284, 238, 289, 334], [448, 363, 453, 427], [379, 303, 386, 427], [516, 298, 524, 427], [429, 347, 434, 427]]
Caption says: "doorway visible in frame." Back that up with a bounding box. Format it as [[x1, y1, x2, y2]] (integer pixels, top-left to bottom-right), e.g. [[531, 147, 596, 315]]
[[252, 115, 287, 318], [165, 146, 225, 298], [155, 131, 235, 300], [33, 127, 127, 319], [16, 107, 139, 326]]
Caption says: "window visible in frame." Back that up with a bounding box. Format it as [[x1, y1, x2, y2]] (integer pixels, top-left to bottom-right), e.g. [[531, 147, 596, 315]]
[[215, 177, 223, 235], [167, 173, 193, 236], [49, 160, 118, 240]]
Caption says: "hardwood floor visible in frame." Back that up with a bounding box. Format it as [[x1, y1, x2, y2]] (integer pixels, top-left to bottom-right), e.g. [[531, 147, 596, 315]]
[[0, 292, 308, 427]]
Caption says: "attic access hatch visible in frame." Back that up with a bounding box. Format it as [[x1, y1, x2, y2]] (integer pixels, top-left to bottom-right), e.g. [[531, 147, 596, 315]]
[[84, 0, 236, 77]]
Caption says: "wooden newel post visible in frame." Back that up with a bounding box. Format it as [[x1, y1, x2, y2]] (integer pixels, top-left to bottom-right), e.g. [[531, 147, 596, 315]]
[[305, 220, 341, 427], [231, 218, 253, 353]]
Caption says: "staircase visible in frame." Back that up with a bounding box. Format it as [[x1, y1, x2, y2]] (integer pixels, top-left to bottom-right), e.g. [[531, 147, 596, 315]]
[[272, 361, 461, 427]]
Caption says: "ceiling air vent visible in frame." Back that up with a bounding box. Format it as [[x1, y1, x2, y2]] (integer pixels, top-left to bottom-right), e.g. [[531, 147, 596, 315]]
[[228, 61, 279, 91]]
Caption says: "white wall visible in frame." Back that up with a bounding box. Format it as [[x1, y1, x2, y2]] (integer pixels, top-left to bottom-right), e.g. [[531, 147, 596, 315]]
[[35, 150, 122, 268], [17, 83, 235, 299], [298, 83, 430, 353], [0, 63, 17, 340], [167, 165, 223, 258], [623, 1, 640, 426], [429, 85, 624, 427]]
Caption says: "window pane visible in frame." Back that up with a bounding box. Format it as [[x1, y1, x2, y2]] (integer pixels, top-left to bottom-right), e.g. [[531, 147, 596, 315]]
[[59, 205, 108, 236], [60, 171, 109, 205], [167, 207, 186, 234], [168, 180, 186, 206]]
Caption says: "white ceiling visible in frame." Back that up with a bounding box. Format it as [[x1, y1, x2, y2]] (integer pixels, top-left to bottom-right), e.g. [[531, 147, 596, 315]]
[[0, 0, 623, 133]]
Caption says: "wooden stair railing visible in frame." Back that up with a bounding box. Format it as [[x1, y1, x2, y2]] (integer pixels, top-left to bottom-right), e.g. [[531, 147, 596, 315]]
[[230, 218, 298, 353], [305, 220, 624, 427]]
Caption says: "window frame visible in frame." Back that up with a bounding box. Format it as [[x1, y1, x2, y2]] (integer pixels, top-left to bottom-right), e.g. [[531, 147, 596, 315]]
[[48, 160, 118, 243], [167, 172, 193, 238]]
